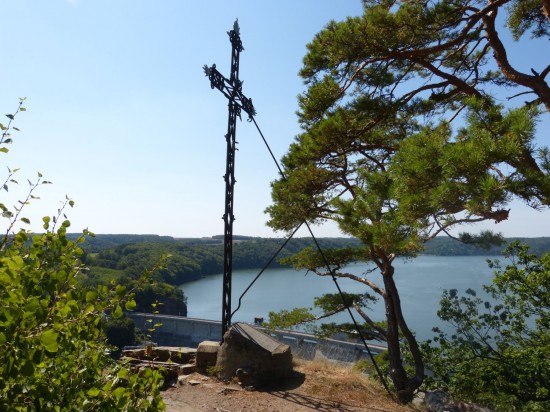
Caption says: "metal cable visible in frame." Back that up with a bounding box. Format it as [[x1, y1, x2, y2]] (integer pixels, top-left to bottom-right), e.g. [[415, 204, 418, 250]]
[[231, 223, 303, 319], [236, 114, 393, 397], [304, 222, 393, 397]]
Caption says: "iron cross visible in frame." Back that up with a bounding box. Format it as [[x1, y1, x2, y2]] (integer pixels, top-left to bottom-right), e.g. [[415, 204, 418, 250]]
[[204, 19, 256, 340]]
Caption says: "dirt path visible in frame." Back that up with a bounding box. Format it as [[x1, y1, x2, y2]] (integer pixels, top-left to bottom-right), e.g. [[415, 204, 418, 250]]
[[161, 361, 417, 412]]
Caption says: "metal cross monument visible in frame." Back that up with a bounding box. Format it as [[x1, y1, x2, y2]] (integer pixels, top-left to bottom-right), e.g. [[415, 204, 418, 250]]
[[203, 20, 256, 340]]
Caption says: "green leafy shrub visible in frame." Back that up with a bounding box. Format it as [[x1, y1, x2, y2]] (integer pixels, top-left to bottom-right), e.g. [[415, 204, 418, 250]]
[[422, 243, 550, 411], [0, 101, 165, 411]]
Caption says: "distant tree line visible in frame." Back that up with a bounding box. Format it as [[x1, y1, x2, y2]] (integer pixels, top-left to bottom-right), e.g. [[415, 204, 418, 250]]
[[79, 234, 550, 285], [423, 236, 550, 256], [72, 234, 550, 319], [79, 235, 365, 285]]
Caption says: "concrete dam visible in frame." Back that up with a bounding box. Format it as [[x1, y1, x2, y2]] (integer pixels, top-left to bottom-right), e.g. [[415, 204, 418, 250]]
[[126, 312, 386, 364]]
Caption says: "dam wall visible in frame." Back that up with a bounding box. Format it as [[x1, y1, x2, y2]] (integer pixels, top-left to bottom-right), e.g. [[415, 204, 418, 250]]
[[126, 312, 386, 364]]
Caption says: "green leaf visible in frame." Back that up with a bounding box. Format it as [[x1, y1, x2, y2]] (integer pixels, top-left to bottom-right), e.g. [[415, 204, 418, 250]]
[[115, 285, 127, 297], [117, 368, 129, 379], [85, 291, 98, 303], [112, 386, 126, 401], [21, 217, 30, 224], [41, 329, 59, 353], [125, 299, 136, 311], [0, 147, 9, 153], [112, 305, 123, 319], [5, 114, 14, 120], [87, 387, 101, 398]]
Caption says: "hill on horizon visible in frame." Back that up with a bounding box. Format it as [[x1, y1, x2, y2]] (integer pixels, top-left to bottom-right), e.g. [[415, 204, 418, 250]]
[[69, 233, 550, 257]]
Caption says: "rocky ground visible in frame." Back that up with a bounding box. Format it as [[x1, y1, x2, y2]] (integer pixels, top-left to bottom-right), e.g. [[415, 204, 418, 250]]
[[161, 359, 417, 412]]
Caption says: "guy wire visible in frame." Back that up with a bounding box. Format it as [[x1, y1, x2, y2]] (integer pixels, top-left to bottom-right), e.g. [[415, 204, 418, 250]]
[[233, 114, 394, 397]]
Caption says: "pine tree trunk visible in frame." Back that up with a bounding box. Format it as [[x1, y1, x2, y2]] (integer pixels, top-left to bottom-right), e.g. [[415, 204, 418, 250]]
[[381, 260, 424, 403]]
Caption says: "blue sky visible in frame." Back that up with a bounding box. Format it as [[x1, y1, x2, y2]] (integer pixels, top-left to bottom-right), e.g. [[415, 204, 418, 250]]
[[1, 0, 549, 238]]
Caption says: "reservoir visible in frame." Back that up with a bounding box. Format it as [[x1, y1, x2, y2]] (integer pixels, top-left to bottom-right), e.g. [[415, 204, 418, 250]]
[[179, 255, 497, 342]]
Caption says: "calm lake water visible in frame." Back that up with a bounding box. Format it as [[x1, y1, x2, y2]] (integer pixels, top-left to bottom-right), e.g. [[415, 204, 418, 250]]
[[179, 255, 498, 341]]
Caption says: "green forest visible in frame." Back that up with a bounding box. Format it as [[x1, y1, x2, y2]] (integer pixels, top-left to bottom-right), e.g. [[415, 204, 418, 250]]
[[78, 235, 365, 316], [73, 233, 550, 317], [80, 233, 550, 280]]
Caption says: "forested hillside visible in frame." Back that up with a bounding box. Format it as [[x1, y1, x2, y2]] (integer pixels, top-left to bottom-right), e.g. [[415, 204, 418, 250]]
[[75, 235, 364, 316], [77, 234, 550, 287], [79, 236, 363, 285], [70, 234, 550, 317]]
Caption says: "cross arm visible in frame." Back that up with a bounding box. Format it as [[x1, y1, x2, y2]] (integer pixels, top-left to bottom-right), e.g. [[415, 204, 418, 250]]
[[203, 64, 256, 119]]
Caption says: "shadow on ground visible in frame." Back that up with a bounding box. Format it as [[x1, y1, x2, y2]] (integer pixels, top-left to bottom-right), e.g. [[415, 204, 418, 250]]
[[255, 372, 362, 411]]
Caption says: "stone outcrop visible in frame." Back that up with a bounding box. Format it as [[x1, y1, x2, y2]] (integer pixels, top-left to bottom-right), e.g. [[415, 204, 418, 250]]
[[195, 340, 220, 373], [121, 346, 197, 388], [121, 325, 294, 390], [216, 323, 293, 386]]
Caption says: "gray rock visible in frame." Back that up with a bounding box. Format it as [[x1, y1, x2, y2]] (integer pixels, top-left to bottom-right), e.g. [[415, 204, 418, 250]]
[[196, 340, 220, 373], [216, 323, 293, 386]]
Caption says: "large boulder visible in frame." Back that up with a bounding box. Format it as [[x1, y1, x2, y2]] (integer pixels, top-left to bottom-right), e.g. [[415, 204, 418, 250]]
[[216, 323, 292, 386]]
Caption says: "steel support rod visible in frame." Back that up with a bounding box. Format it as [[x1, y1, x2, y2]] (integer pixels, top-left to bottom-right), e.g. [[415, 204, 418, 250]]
[[221, 100, 238, 339], [204, 20, 256, 341]]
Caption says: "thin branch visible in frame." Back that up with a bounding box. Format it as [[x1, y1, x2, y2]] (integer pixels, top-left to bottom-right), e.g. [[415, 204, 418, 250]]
[[399, 80, 452, 105], [336, 61, 370, 100], [1, 99, 24, 145], [313, 268, 387, 298], [448, 103, 467, 123], [425, 214, 493, 241], [409, 56, 482, 98], [352, 301, 387, 340], [507, 90, 536, 101]]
